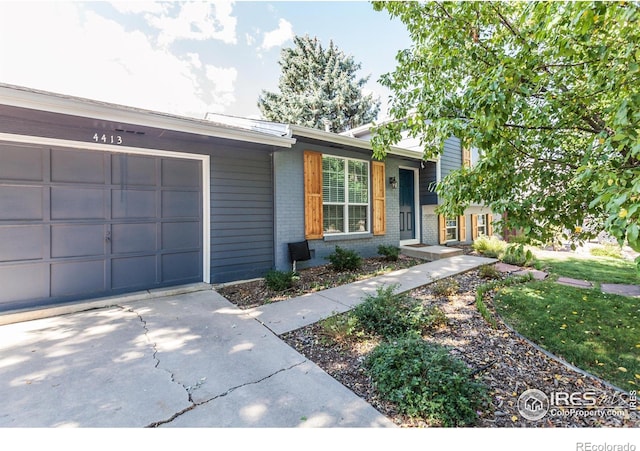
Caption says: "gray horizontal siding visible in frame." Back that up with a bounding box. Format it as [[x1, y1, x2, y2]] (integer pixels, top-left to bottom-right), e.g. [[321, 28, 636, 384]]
[[440, 137, 462, 180], [209, 148, 274, 283], [419, 161, 438, 205]]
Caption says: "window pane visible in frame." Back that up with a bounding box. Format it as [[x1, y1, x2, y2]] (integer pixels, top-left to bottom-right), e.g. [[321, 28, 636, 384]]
[[322, 157, 345, 203], [348, 160, 368, 204], [348, 205, 368, 233], [446, 217, 458, 241], [323, 205, 344, 233]]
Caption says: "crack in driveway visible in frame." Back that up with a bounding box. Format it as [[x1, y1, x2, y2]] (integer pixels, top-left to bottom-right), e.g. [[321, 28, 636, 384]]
[[145, 360, 307, 428], [119, 304, 308, 428]]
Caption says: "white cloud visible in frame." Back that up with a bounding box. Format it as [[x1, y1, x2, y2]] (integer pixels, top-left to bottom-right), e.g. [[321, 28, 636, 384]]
[[145, 1, 237, 46], [259, 18, 294, 51], [0, 2, 237, 118], [109, 2, 166, 15]]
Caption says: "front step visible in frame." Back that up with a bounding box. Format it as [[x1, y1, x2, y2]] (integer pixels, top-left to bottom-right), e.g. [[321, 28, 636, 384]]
[[400, 245, 464, 261]]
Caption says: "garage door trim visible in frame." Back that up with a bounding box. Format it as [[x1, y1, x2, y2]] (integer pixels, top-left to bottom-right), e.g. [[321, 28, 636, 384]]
[[0, 132, 211, 284]]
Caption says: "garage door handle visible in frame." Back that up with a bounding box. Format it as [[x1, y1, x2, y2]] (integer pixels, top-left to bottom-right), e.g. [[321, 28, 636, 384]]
[[105, 231, 111, 242]]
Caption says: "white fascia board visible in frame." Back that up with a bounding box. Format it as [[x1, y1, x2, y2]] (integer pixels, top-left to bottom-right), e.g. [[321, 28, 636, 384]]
[[289, 125, 435, 162], [0, 84, 295, 148]]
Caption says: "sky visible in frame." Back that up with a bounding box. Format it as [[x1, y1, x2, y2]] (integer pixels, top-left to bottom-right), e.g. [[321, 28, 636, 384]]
[[0, 1, 412, 121]]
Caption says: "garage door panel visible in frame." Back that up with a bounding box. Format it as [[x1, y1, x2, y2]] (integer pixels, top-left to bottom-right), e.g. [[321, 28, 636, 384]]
[[111, 223, 156, 254], [51, 224, 105, 258], [51, 260, 105, 297], [162, 252, 201, 282], [51, 148, 105, 184], [0, 225, 45, 262], [51, 187, 105, 220], [111, 189, 157, 219], [0, 186, 44, 220], [162, 159, 200, 187], [162, 222, 200, 250], [0, 263, 49, 303], [112, 154, 156, 186], [162, 190, 199, 218], [112, 256, 156, 289], [0, 144, 44, 181], [0, 143, 204, 310]]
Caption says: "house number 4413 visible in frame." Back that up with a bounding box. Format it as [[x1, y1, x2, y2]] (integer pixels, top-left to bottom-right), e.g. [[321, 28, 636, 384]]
[[92, 133, 123, 145]]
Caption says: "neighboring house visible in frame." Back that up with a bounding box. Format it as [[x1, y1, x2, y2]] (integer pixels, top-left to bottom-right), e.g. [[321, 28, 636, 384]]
[[343, 123, 496, 247], [0, 84, 495, 313]]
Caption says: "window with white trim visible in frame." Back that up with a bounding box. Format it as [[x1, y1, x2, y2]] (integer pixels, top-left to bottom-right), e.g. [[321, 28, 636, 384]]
[[445, 217, 458, 241], [322, 156, 369, 234], [477, 214, 487, 236]]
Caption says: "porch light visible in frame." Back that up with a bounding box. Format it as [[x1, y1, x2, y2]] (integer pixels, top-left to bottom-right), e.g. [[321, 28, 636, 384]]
[[389, 176, 398, 189]]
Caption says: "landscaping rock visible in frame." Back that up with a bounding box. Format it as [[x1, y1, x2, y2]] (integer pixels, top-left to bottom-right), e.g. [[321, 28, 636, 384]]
[[494, 263, 522, 273], [556, 277, 593, 288], [601, 284, 640, 297]]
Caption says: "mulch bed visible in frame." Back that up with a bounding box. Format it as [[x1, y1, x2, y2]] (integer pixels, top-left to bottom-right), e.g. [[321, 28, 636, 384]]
[[280, 269, 640, 428], [216, 255, 424, 310]]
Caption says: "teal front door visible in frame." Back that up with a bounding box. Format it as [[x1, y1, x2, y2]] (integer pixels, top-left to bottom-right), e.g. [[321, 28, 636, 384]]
[[399, 169, 415, 241]]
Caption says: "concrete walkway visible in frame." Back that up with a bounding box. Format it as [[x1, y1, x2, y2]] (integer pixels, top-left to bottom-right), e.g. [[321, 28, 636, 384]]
[[0, 254, 495, 428], [249, 255, 497, 335]]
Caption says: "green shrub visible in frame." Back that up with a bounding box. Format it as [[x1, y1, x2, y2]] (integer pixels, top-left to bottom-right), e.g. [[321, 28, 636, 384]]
[[430, 278, 460, 297], [501, 243, 536, 267], [478, 264, 501, 279], [365, 339, 488, 426], [472, 235, 507, 258], [590, 244, 623, 259], [377, 244, 400, 261], [353, 285, 431, 338], [327, 246, 363, 271], [318, 313, 363, 345], [264, 270, 297, 291]]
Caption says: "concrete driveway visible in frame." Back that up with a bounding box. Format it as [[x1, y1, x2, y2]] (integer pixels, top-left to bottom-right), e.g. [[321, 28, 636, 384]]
[[0, 289, 393, 428]]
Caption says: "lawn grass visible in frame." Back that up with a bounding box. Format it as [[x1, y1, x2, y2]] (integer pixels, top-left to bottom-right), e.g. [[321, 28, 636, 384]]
[[494, 280, 640, 392], [537, 255, 639, 285]]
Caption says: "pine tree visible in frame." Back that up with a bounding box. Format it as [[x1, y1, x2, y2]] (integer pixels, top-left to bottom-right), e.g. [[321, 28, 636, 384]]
[[258, 35, 380, 133]]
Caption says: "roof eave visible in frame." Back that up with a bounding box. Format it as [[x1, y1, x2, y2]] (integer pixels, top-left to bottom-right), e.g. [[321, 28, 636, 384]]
[[289, 125, 432, 161], [0, 83, 295, 148]]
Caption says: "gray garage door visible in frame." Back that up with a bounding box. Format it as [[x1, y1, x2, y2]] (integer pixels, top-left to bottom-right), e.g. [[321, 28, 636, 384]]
[[0, 143, 203, 311]]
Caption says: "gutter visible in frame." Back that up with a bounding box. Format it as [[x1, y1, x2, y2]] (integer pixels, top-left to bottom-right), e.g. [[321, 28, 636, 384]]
[[289, 124, 435, 161], [0, 83, 296, 149]]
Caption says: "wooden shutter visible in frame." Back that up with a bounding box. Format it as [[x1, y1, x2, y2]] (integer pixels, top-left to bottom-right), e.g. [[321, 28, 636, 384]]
[[372, 161, 386, 235], [304, 151, 323, 239], [459, 215, 467, 242], [462, 146, 471, 167], [471, 214, 478, 241], [487, 213, 493, 236], [438, 215, 447, 244]]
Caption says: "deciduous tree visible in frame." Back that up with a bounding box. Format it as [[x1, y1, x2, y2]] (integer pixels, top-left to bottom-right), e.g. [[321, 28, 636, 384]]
[[371, 1, 640, 257]]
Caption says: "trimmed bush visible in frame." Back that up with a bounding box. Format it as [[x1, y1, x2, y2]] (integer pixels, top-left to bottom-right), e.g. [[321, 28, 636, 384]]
[[327, 246, 362, 271], [318, 313, 363, 345], [264, 270, 297, 291], [472, 235, 507, 258], [353, 285, 432, 338], [501, 243, 536, 267], [430, 278, 460, 297], [377, 244, 400, 261], [365, 339, 488, 426], [478, 264, 501, 279]]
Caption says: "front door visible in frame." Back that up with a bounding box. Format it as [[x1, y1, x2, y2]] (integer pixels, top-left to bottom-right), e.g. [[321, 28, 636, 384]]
[[399, 168, 415, 241]]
